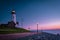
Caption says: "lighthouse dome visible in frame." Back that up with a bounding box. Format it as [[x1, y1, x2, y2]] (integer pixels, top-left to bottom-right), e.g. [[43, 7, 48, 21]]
[[12, 10, 15, 14], [12, 10, 15, 12]]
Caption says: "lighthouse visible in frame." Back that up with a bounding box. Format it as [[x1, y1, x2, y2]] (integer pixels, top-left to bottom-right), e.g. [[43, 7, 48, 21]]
[[11, 10, 16, 25]]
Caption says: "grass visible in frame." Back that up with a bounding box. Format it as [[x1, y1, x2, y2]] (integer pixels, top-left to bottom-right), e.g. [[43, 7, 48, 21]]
[[0, 28, 30, 34]]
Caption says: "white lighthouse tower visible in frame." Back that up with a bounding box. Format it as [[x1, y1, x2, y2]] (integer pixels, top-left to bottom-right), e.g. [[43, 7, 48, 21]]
[[11, 10, 16, 25]]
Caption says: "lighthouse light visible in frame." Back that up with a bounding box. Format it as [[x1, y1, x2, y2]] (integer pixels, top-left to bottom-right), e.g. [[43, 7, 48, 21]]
[[12, 10, 15, 12]]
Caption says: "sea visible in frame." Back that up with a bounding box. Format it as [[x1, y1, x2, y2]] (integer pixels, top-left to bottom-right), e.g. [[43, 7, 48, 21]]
[[31, 29, 60, 34]]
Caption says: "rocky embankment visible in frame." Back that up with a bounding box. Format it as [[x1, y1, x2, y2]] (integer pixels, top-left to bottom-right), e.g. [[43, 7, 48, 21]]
[[17, 32, 60, 40]]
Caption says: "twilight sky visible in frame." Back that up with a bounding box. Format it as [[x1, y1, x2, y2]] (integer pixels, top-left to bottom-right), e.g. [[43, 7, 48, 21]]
[[0, 0, 60, 30]]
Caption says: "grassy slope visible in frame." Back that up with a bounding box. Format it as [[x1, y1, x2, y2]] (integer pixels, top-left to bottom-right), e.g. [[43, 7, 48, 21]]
[[0, 28, 30, 34]]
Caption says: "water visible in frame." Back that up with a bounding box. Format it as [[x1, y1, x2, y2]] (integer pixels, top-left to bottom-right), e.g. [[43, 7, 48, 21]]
[[32, 29, 60, 34], [43, 30, 60, 34]]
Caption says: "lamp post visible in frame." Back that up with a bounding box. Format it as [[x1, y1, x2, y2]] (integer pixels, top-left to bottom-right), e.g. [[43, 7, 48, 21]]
[[37, 24, 38, 34]]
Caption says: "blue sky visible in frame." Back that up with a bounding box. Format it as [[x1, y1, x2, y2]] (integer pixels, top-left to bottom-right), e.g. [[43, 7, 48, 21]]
[[0, 0, 60, 30]]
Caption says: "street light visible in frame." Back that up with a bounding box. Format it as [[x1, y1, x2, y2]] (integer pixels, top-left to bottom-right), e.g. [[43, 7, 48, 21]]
[[37, 24, 38, 34]]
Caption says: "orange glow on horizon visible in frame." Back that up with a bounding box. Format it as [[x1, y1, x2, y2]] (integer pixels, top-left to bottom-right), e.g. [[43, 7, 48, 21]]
[[25, 22, 60, 30]]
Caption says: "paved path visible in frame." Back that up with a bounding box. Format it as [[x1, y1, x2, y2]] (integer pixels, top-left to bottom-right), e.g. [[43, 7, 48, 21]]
[[0, 32, 37, 40]]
